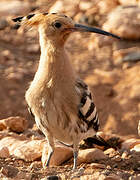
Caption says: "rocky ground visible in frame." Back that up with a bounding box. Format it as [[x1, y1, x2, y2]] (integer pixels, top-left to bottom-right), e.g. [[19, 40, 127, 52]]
[[0, 0, 140, 179]]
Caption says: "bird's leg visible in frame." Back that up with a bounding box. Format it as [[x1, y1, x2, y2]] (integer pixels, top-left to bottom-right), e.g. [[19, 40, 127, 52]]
[[42, 135, 54, 169], [46, 148, 54, 167], [73, 150, 78, 170], [73, 142, 79, 170]]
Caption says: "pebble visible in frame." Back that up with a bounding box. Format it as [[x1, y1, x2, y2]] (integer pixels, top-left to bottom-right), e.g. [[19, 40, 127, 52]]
[[1, 165, 19, 178], [90, 163, 106, 169], [104, 148, 116, 155], [0, 147, 10, 158]]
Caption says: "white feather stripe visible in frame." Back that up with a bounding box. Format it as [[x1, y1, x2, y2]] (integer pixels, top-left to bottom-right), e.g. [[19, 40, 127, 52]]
[[87, 106, 97, 121], [94, 114, 99, 124], [81, 96, 91, 116]]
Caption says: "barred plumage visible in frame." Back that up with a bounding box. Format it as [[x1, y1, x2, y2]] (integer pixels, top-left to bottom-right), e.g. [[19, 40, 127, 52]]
[[13, 13, 120, 170], [76, 79, 99, 133]]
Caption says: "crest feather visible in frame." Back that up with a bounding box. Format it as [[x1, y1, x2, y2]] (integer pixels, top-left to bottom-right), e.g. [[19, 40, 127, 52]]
[[12, 13, 47, 28]]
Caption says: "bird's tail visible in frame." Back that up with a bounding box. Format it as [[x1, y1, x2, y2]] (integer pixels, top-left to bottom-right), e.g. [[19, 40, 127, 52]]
[[83, 134, 111, 149]]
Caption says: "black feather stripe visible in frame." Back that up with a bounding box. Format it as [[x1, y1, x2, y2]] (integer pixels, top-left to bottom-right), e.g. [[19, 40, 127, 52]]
[[78, 110, 85, 120], [89, 93, 92, 100], [27, 14, 35, 19], [12, 16, 23, 22], [80, 92, 87, 106], [85, 102, 95, 119], [93, 118, 99, 131]]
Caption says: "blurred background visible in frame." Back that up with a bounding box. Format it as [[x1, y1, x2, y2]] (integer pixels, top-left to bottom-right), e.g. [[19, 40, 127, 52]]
[[0, 0, 140, 137]]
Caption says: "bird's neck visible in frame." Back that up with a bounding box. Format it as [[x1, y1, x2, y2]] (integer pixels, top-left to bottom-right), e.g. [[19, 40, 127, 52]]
[[33, 29, 75, 87]]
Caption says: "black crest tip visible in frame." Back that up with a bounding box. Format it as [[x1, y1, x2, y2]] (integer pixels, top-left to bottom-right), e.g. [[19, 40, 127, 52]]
[[12, 16, 23, 22], [27, 14, 35, 19]]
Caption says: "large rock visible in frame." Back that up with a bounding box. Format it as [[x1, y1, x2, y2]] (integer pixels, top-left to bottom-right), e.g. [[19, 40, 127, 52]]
[[0, 135, 44, 161], [78, 148, 108, 164], [50, 146, 73, 166], [103, 6, 140, 40], [14, 140, 44, 161], [42, 143, 73, 168], [0, 116, 28, 133]]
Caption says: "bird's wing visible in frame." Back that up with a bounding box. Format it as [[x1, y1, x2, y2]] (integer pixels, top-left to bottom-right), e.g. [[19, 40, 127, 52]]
[[75, 78, 99, 132]]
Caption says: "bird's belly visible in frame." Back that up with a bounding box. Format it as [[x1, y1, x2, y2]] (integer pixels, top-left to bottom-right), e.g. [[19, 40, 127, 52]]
[[35, 110, 74, 145], [50, 125, 73, 144]]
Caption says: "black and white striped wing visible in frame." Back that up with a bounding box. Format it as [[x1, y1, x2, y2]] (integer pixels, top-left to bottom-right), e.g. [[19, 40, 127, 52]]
[[76, 79, 99, 132]]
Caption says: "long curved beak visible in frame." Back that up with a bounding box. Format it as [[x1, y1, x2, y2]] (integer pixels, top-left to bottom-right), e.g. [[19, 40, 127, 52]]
[[74, 24, 121, 39]]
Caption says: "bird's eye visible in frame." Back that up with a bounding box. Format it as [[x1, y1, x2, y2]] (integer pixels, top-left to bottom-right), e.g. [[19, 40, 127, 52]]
[[54, 22, 62, 29]]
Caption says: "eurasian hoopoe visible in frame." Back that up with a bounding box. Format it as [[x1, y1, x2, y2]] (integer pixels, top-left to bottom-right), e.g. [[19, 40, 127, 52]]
[[13, 13, 120, 169]]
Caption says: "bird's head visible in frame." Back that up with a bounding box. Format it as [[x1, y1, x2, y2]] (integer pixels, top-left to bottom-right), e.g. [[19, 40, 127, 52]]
[[13, 13, 120, 45]]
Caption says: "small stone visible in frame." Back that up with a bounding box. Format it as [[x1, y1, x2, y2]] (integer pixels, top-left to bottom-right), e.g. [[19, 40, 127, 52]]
[[0, 147, 10, 158], [113, 155, 121, 162], [104, 148, 116, 155], [0, 121, 7, 131], [121, 151, 129, 159], [90, 163, 106, 169], [131, 144, 140, 152], [78, 148, 108, 164], [1, 165, 19, 178], [121, 138, 140, 150]]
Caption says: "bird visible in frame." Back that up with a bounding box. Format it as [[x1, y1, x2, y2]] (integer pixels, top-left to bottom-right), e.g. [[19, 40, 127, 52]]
[[13, 13, 120, 170]]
